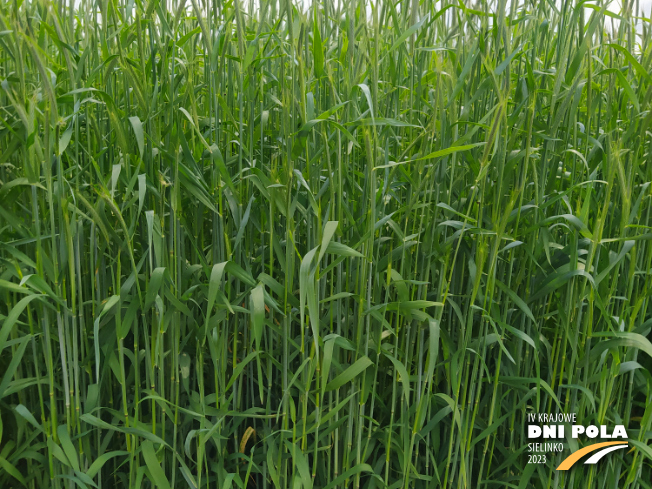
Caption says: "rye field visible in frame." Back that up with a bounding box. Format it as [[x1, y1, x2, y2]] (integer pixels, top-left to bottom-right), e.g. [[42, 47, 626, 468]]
[[1, 0, 652, 487]]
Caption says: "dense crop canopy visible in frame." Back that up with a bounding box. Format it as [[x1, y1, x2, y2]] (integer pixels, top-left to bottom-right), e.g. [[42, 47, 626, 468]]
[[1, 0, 652, 488]]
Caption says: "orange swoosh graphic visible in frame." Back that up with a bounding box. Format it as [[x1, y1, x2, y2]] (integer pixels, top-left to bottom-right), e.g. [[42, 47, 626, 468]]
[[556, 441, 628, 470]]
